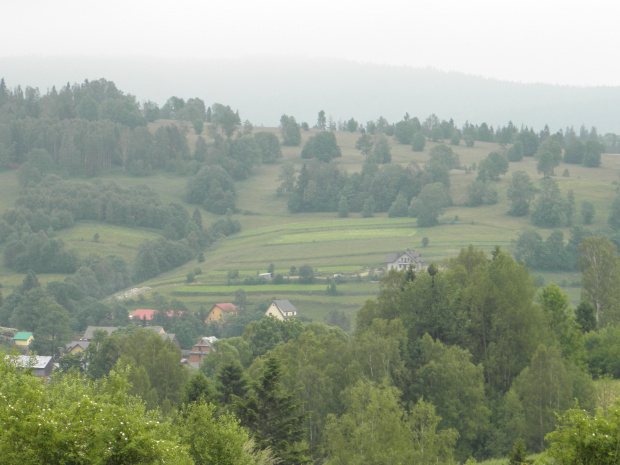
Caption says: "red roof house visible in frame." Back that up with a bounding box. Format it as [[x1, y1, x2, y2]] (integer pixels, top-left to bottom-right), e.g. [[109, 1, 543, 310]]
[[130, 309, 184, 321]]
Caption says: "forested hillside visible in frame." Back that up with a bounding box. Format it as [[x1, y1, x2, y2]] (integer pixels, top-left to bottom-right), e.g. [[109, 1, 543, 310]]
[[1, 77, 620, 463]]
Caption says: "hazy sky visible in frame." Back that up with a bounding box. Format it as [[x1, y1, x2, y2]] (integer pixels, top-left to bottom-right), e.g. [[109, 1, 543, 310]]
[[3, 0, 619, 86]]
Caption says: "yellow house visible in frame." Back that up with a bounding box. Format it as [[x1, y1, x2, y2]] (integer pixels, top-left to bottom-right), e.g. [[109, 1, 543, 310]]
[[13, 332, 33, 347], [265, 300, 298, 320], [65, 341, 90, 355], [206, 303, 238, 324]]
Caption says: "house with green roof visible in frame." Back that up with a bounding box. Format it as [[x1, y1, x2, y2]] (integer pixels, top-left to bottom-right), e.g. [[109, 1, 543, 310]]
[[13, 332, 33, 347]]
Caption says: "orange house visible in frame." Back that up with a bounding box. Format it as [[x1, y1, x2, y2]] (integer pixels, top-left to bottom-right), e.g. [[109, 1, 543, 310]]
[[206, 303, 238, 324]]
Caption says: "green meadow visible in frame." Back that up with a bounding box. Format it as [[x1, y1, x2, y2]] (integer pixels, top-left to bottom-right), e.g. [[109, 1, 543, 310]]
[[1, 124, 617, 320]]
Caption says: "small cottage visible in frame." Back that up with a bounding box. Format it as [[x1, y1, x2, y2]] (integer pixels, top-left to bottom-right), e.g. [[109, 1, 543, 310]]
[[12, 332, 33, 347], [265, 300, 298, 320]]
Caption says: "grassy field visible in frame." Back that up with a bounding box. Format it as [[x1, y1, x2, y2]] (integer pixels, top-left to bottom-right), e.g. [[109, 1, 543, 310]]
[[1, 124, 617, 322]]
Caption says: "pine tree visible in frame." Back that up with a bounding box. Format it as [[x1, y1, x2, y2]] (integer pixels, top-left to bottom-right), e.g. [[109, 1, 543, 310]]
[[236, 356, 309, 465], [217, 360, 247, 406]]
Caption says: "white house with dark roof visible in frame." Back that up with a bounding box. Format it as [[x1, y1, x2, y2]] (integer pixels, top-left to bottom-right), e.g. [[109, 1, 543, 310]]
[[265, 300, 298, 320], [386, 250, 423, 272]]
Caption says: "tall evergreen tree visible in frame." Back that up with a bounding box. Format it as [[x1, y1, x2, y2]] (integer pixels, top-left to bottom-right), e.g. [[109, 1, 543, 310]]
[[236, 356, 309, 465]]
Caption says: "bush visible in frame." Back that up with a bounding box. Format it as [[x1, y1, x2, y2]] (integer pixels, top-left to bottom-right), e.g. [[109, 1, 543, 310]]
[[412, 133, 426, 151]]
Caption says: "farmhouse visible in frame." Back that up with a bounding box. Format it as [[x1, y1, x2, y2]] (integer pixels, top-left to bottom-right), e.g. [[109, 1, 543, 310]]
[[206, 303, 238, 324], [386, 250, 423, 272], [265, 300, 298, 320], [188, 336, 218, 368], [12, 332, 33, 347]]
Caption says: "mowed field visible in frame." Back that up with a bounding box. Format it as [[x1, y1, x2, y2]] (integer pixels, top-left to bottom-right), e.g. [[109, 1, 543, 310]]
[[1, 123, 618, 326]]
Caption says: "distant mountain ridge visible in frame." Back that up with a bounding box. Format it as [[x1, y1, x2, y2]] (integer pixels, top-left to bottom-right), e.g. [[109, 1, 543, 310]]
[[2, 55, 619, 133]]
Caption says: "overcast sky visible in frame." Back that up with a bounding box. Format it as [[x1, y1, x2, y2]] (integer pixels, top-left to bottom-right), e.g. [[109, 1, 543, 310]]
[[3, 0, 619, 87]]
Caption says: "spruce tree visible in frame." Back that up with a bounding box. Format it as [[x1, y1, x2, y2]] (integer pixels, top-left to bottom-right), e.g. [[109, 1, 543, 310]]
[[236, 356, 309, 465]]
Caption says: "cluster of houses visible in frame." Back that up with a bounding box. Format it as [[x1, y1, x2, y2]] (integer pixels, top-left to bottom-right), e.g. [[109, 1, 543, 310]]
[[7, 251, 422, 380]]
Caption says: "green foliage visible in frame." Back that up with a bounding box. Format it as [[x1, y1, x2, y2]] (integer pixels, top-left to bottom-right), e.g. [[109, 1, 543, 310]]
[[355, 133, 373, 156], [412, 132, 426, 151], [531, 178, 570, 228], [369, 134, 391, 163], [388, 193, 409, 217], [581, 200, 595, 224], [362, 196, 375, 218], [243, 317, 304, 358], [607, 193, 620, 230], [508, 438, 527, 465], [417, 335, 490, 460], [86, 328, 189, 406], [507, 141, 524, 161], [563, 137, 584, 164], [301, 131, 342, 162], [236, 356, 309, 465], [583, 140, 604, 167], [517, 130, 539, 157], [0, 360, 192, 464], [337, 195, 349, 218], [211, 103, 240, 139], [510, 344, 595, 451], [409, 183, 451, 227], [478, 151, 509, 181], [254, 131, 282, 163], [535, 137, 563, 177], [186, 165, 237, 214], [580, 237, 620, 327], [543, 402, 620, 464], [575, 301, 597, 333], [325, 381, 457, 465], [280, 114, 302, 146], [298, 264, 315, 283], [180, 401, 274, 465], [394, 117, 421, 144], [467, 180, 498, 207]]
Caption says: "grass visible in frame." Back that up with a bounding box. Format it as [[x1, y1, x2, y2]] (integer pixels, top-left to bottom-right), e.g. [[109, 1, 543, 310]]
[[56, 222, 162, 266], [1, 127, 617, 324]]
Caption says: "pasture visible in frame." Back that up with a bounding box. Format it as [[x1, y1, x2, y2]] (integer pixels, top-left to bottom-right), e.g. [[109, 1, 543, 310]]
[[2, 122, 619, 323]]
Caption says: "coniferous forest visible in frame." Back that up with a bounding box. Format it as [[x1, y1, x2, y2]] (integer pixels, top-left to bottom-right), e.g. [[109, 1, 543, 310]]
[[2, 77, 620, 464]]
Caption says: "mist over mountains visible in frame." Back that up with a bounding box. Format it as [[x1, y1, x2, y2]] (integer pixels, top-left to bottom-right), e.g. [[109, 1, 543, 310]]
[[2, 55, 619, 133]]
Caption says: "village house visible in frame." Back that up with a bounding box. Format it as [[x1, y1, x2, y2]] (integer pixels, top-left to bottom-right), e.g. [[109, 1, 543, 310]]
[[12, 332, 33, 347], [129, 309, 184, 321], [65, 340, 90, 355], [81, 325, 179, 348], [6, 355, 54, 379], [82, 326, 118, 340], [205, 303, 238, 324], [265, 300, 298, 320], [386, 250, 423, 272], [188, 336, 218, 369]]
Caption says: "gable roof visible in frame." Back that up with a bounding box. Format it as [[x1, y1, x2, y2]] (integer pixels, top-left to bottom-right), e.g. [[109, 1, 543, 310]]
[[211, 303, 238, 313], [386, 250, 422, 263], [273, 299, 298, 313], [66, 340, 90, 351], [130, 309, 158, 320], [6, 355, 53, 370], [194, 336, 218, 347], [13, 332, 33, 341], [130, 309, 184, 320], [82, 326, 118, 340]]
